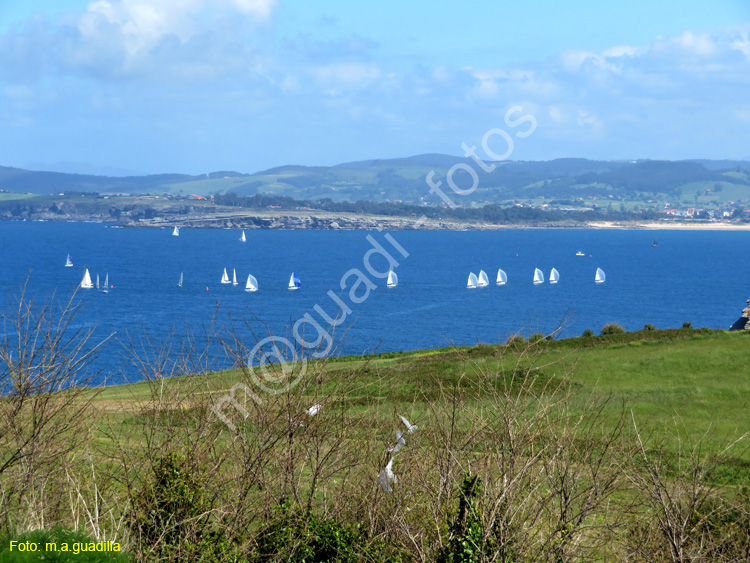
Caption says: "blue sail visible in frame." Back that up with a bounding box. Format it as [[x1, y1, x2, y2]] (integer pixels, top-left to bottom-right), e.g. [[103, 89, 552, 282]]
[[289, 272, 301, 289]]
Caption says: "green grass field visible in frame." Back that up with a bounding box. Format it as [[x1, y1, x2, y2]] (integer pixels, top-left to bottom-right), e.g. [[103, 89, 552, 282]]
[[5, 326, 750, 561], [93, 328, 750, 465]]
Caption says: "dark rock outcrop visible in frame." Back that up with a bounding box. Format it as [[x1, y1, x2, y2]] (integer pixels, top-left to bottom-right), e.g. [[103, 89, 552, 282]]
[[729, 299, 750, 331]]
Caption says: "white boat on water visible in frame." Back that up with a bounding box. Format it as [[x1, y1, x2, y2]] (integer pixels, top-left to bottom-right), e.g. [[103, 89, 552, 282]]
[[232, 268, 238, 286], [289, 272, 301, 290], [387, 270, 398, 288], [65, 254, 73, 267], [496, 268, 507, 285], [220, 268, 231, 284], [80, 269, 94, 289], [576, 251, 585, 256], [595, 267, 606, 284], [245, 274, 258, 292], [178, 272, 183, 287], [102, 273, 109, 293], [477, 270, 489, 287], [172, 226, 180, 237], [96, 273, 100, 289], [533, 268, 544, 285], [550, 268, 559, 284], [240, 230, 246, 242], [467, 272, 478, 289]]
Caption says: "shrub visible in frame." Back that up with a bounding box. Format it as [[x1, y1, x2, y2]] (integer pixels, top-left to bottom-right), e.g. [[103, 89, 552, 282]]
[[530, 333, 546, 343], [683, 321, 693, 329], [505, 334, 526, 348], [128, 452, 231, 561], [601, 323, 626, 335], [251, 503, 397, 562], [644, 324, 656, 331], [581, 329, 594, 337], [437, 474, 484, 563]]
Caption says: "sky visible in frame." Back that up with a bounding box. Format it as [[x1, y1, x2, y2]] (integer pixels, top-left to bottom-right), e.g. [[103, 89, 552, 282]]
[[0, 0, 749, 175]]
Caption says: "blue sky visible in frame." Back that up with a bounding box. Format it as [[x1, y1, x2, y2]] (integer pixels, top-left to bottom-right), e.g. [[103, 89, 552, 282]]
[[0, 0, 749, 175]]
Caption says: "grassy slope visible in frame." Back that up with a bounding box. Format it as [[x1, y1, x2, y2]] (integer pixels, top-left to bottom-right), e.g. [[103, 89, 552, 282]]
[[93, 329, 750, 468]]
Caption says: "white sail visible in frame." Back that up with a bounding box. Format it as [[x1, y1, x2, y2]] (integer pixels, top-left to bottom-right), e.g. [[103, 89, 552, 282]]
[[387, 270, 398, 288], [65, 254, 73, 267], [172, 226, 179, 237], [533, 268, 544, 284], [178, 272, 183, 287], [96, 273, 100, 289], [467, 272, 478, 289], [289, 272, 301, 290], [221, 268, 230, 284], [496, 268, 507, 285], [80, 269, 94, 289], [232, 268, 238, 286], [477, 270, 489, 287], [240, 230, 246, 242], [103, 273, 109, 293], [245, 274, 258, 292], [595, 267, 606, 284], [550, 268, 559, 284]]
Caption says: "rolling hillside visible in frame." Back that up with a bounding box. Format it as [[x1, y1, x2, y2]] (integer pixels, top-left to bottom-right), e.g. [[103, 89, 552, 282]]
[[1, 157, 749, 207]]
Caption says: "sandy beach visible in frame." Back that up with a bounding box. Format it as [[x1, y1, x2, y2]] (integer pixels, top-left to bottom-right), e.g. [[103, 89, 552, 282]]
[[585, 221, 750, 231]]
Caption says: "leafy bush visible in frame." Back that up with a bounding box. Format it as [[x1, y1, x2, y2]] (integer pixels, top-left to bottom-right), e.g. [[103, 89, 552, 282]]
[[128, 452, 233, 561], [644, 324, 656, 331], [504, 334, 526, 348], [0, 527, 129, 562], [437, 474, 484, 563], [250, 503, 397, 562], [601, 323, 626, 335], [683, 321, 693, 329], [530, 333, 546, 343], [581, 329, 594, 337]]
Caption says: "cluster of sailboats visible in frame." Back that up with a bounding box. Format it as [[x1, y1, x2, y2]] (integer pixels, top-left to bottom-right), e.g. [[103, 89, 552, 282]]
[[467, 267, 605, 288], [79, 268, 110, 292], [215, 267, 260, 291]]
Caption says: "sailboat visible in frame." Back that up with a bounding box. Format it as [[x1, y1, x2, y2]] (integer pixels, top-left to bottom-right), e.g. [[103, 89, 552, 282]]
[[575, 251, 585, 256], [232, 268, 238, 286], [240, 230, 246, 242], [533, 268, 544, 285], [651, 238, 658, 247], [595, 267, 606, 284], [65, 254, 73, 267], [387, 270, 398, 288], [477, 270, 489, 287], [549, 268, 560, 284], [102, 273, 109, 293], [496, 269, 507, 285], [96, 273, 100, 289], [172, 226, 180, 237], [288, 272, 301, 290], [220, 268, 231, 284], [467, 272, 478, 289], [79, 269, 94, 289], [245, 274, 258, 292], [178, 272, 183, 288]]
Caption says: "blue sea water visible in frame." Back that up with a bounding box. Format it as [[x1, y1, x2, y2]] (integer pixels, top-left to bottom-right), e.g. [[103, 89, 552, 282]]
[[1, 222, 748, 384]]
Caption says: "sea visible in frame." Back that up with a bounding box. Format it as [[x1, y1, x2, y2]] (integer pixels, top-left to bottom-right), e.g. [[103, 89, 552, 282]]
[[1, 222, 747, 385]]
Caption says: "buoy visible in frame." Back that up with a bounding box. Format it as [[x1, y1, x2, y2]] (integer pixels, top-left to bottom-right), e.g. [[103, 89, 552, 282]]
[[205, 286, 209, 291]]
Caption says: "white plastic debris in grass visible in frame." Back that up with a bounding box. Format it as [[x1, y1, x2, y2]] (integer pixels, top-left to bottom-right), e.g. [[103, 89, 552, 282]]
[[377, 458, 398, 494]]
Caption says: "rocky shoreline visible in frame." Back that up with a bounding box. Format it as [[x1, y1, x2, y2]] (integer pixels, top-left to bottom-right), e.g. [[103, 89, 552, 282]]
[[4, 203, 750, 231]]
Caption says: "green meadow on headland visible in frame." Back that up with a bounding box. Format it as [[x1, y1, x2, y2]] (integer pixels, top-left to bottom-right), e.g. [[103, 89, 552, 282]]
[[2, 316, 749, 562]]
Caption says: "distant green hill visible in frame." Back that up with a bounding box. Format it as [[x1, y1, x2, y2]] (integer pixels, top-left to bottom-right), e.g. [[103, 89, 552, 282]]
[[2, 156, 749, 206]]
